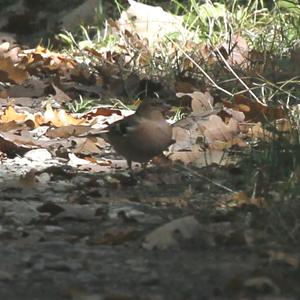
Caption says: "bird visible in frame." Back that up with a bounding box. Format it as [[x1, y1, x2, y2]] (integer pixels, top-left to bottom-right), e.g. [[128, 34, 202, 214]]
[[104, 100, 174, 169]]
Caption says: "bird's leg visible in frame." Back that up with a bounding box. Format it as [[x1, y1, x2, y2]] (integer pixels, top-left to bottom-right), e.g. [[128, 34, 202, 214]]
[[127, 160, 132, 170], [126, 160, 138, 182], [141, 162, 148, 170]]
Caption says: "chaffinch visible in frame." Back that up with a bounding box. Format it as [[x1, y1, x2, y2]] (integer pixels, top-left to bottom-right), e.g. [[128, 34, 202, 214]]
[[104, 100, 174, 168]]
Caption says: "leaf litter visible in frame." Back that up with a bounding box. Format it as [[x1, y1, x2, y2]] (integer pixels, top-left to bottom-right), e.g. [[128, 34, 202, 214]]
[[0, 1, 299, 299]]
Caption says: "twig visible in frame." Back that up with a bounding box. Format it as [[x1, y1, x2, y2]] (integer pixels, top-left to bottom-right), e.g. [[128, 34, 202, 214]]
[[168, 38, 233, 97], [213, 47, 267, 106], [175, 164, 235, 193]]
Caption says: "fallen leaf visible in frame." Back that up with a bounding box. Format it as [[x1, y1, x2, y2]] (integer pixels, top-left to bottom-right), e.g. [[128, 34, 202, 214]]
[[46, 125, 91, 138], [224, 94, 285, 122], [0, 57, 28, 84], [73, 137, 105, 155], [43, 104, 86, 127], [0, 132, 36, 157], [201, 115, 240, 146], [68, 153, 91, 167], [0, 106, 26, 123], [88, 226, 137, 245], [172, 126, 194, 151], [143, 215, 200, 250], [266, 250, 299, 268], [218, 34, 249, 68], [243, 276, 280, 294], [0, 120, 23, 132], [6, 79, 47, 98], [51, 84, 72, 103], [177, 91, 214, 114], [117, 0, 193, 47]]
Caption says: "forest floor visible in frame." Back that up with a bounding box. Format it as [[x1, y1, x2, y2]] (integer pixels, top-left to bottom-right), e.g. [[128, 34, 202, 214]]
[[0, 155, 299, 300], [0, 1, 300, 300]]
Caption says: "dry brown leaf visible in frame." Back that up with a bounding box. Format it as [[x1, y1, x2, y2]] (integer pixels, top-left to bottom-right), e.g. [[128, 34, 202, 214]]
[[223, 94, 285, 122], [0, 131, 39, 147], [218, 34, 249, 68], [191, 91, 214, 114], [172, 126, 193, 151], [172, 106, 246, 163], [228, 191, 265, 207], [0, 133, 35, 157], [46, 125, 91, 138], [88, 226, 137, 245], [84, 107, 122, 119], [0, 120, 23, 132], [0, 39, 21, 63], [51, 84, 72, 103], [70, 64, 93, 84], [0, 106, 26, 123], [223, 107, 245, 122], [57, 109, 86, 126], [73, 137, 105, 155], [201, 115, 240, 146], [169, 148, 227, 166], [0, 57, 28, 84], [0, 98, 37, 108], [34, 113, 45, 127], [43, 104, 86, 127], [250, 122, 273, 141], [1, 106, 42, 129], [21, 46, 75, 74], [266, 250, 299, 268], [177, 91, 214, 114], [169, 148, 202, 165], [6, 79, 47, 98], [211, 137, 248, 150]]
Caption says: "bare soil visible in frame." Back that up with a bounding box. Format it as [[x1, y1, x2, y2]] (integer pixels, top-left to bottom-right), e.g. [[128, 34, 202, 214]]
[[0, 161, 299, 300]]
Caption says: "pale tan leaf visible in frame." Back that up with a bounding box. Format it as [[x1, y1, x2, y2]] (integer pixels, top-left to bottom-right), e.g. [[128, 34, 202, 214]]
[[201, 115, 239, 145], [177, 91, 214, 114], [117, 0, 194, 46], [143, 216, 200, 250]]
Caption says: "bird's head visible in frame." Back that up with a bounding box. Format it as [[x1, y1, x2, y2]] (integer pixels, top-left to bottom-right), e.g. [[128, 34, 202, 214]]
[[135, 100, 171, 119]]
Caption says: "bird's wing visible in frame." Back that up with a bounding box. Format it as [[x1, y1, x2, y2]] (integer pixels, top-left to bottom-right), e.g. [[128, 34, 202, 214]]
[[108, 114, 140, 136]]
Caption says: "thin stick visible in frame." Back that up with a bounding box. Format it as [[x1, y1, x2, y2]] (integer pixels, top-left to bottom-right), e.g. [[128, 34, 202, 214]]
[[168, 38, 233, 97], [176, 164, 235, 193], [213, 47, 267, 106]]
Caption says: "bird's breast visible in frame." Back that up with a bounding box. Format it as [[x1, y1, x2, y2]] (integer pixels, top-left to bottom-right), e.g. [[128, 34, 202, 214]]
[[107, 118, 173, 163]]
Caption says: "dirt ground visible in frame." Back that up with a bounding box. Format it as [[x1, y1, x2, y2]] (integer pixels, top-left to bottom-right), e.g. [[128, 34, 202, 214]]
[[0, 157, 299, 300]]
